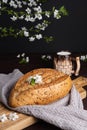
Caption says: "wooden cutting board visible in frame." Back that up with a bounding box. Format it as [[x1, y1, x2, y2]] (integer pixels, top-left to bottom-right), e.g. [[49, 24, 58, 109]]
[[72, 76, 87, 99], [0, 76, 87, 130]]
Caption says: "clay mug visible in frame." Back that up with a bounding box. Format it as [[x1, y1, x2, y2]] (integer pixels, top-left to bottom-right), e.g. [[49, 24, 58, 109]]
[[54, 51, 80, 76]]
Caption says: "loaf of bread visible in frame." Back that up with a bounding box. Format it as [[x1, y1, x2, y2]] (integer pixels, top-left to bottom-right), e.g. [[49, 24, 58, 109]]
[[9, 68, 72, 107]]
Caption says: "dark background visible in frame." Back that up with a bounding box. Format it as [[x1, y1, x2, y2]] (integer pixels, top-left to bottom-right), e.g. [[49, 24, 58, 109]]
[[0, 0, 87, 54]]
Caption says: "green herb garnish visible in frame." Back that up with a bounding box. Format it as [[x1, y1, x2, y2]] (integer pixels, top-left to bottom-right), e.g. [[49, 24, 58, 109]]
[[30, 78, 36, 85]]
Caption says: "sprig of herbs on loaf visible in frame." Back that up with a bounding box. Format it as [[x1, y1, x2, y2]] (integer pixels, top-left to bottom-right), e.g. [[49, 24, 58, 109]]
[[26, 74, 42, 85]]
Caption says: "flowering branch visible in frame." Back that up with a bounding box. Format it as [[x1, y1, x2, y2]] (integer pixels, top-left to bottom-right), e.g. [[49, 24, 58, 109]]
[[0, 0, 68, 43]]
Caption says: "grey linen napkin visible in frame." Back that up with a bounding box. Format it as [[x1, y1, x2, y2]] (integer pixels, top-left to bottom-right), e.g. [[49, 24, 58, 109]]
[[0, 69, 87, 130]]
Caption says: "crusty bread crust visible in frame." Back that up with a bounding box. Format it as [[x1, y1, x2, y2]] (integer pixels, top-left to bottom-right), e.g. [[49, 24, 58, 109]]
[[9, 68, 72, 107]]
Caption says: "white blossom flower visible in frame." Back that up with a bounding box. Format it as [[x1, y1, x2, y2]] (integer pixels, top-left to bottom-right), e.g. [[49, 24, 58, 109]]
[[2, 0, 8, 3], [13, 0, 22, 8], [54, 9, 61, 19], [9, 0, 15, 6], [35, 13, 42, 20], [27, 74, 42, 84], [24, 31, 29, 37], [25, 15, 30, 22], [9, 0, 17, 8], [28, 2, 33, 7], [25, 15, 35, 22], [8, 113, 19, 121], [0, 114, 8, 122], [35, 23, 41, 29], [41, 55, 46, 59], [26, 57, 29, 63], [16, 1, 22, 6], [36, 34, 42, 40], [29, 37, 35, 42], [41, 55, 52, 60], [80, 55, 86, 61], [47, 55, 52, 60], [19, 15, 24, 20], [34, 6, 42, 13], [33, 2, 37, 6], [54, 9, 58, 15], [35, 22, 48, 31], [28, 0, 37, 7], [42, 22, 48, 28], [17, 54, 20, 58], [22, 1, 27, 5], [21, 27, 27, 31], [13, 4, 17, 8], [17, 3, 22, 8], [29, 17, 36, 22], [29, 0, 34, 3], [0, 2, 1, 9], [34, 74, 42, 84], [45, 11, 50, 18], [31, 1, 37, 6], [21, 53, 25, 57], [10, 16, 17, 21], [25, 8, 31, 14]]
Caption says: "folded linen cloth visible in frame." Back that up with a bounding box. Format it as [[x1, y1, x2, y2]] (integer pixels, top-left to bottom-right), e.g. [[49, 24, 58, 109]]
[[0, 69, 87, 130]]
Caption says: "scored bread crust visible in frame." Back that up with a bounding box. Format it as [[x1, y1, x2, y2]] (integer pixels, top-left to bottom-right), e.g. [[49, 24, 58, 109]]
[[9, 68, 72, 107]]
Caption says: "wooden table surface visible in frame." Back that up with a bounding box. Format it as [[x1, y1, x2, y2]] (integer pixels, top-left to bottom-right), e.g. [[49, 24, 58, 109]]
[[0, 53, 87, 130]]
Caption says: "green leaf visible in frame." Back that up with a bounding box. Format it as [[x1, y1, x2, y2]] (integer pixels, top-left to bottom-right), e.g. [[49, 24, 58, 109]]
[[44, 36, 54, 43], [30, 78, 35, 85], [2, 27, 7, 33], [19, 58, 27, 64], [84, 59, 87, 62], [43, 20, 51, 25], [52, 6, 55, 12], [59, 6, 68, 16]]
